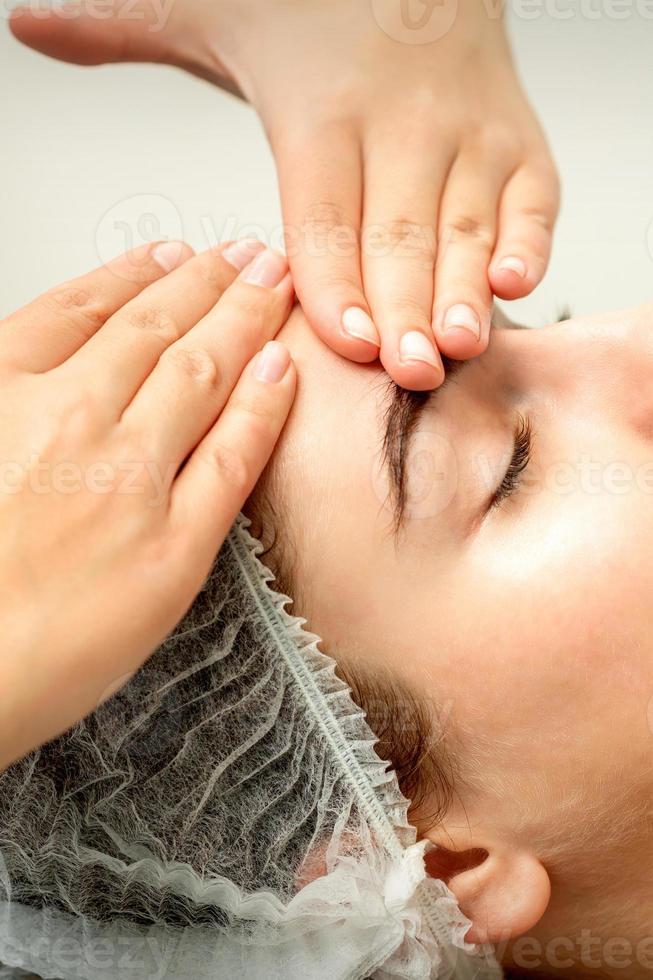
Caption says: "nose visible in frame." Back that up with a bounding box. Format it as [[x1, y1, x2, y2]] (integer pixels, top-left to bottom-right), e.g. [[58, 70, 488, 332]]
[[492, 308, 653, 388], [489, 305, 653, 433]]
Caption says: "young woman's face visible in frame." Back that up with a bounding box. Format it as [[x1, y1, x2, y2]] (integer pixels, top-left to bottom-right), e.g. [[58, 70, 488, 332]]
[[270, 302, 653, 923]]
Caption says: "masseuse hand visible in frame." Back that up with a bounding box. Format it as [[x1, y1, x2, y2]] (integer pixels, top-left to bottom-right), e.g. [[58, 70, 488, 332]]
[[10, 0, 559, 390], [0, 240, 295, 771]]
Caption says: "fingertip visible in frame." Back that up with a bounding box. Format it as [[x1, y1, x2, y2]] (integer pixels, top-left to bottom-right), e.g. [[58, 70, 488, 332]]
[[279, 352, 298, 402], [489, 258, 542, 300], [151, 240, 195, 274], [8, 3, 152, 65], [436, 327, 490, 361], [103, 240, 193, 286], [252, 340, 294, 386], [339, 306, 381, 361], [382, 360, 445, 392], [300, 300, 380, 365], [8, 6, 36, 35], [8, 7, 23, 33], [277, 270, 296, 300], [9, 6, 79, 55], [221, 238, 266, 271], [433, 303, 489, 360], [338, 335, 381, 364], [381, 331, 445, 392]]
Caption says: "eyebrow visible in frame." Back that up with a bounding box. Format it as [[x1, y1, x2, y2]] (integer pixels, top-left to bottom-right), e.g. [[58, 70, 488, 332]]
[[380, 355, 469, 532], [381, 320, 534, 530]]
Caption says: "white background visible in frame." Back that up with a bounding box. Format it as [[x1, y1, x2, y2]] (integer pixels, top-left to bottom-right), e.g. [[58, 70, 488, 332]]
[[1, 2, 653, 326]]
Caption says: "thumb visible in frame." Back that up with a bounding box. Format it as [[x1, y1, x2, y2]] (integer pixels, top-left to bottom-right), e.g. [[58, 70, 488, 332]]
[[9, 2, 176, 66]]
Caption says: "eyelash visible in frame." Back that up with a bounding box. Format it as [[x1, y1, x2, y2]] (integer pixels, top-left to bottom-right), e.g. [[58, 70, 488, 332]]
[[489, 414, 532, 509]]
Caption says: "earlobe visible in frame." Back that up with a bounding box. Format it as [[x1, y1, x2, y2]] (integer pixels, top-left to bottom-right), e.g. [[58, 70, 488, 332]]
[[424, 837, 551, 946]]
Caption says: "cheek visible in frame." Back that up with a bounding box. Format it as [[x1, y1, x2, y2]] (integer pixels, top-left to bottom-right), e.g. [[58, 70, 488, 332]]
[[476, 485, 653, 657], [451, 489, 653, 770]]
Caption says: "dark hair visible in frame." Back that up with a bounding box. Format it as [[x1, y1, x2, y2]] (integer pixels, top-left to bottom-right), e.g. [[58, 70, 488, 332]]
[[245, 491, 458, 829]]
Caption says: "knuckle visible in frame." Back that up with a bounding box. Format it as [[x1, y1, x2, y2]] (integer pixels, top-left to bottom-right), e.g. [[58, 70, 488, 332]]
[[43, 287, 107, 334], [441, 216, 495, 249], [202, 441, 251, 494], [289, 194, 359, 263], [163, 346, 220, 388], [303, 200, 349, 232], [364, 219, 436, 263], [474, 125, 520, 160], [43, 388, 105, 448], [301, 201, 358, 258], [124, 304, 180, 344]]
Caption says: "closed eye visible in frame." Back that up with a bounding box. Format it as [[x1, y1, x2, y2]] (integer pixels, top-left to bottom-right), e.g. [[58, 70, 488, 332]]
[[489, 414, 532, 510]]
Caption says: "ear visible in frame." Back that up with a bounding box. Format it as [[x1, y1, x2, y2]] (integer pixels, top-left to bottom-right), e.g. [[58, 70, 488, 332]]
[[423, 829, 551, 946]]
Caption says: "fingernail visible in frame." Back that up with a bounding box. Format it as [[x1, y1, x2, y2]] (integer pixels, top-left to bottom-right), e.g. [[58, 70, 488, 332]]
[[497, 255, 527, 278], [242, 249, 288, 288], [443, 304, 481, 340], [342, 307, 380, 347], [399, 331, 439, 368], [254, 341, 291, 383], [222, 238, 265, 271], [152, 241, 187, 273]]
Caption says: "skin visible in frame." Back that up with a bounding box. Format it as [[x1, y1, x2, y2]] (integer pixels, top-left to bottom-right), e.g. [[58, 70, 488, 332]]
[[8, 0, 559, 390], [257, 303, 653, 979], [2, 247, 650, 974], [0, 242, 296, 772]]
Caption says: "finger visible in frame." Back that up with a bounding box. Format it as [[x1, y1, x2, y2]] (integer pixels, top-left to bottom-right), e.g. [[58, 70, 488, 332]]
[[122, 249, 294, 470], [362, 138, 454, 390], [60, 240, 264, 411], [170, 341, 296, 566], [432, 150, 510, 360], [9, 2, 171, 66], [488, 159, 560, 301], [275, 123, 381, 362], [0, 241, 192, 373]]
